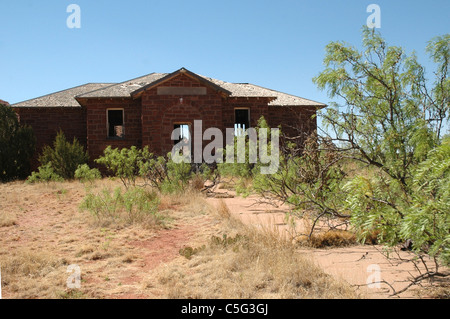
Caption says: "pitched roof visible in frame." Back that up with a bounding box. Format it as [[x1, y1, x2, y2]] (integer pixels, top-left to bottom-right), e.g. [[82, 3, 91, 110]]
[[13, 68, 326, 108], [12, 83, 113, 107], [203, 77, 325, 107], [75, 73, 167, 99], [131, 68, 232, 98], [0, 99, 10, 105]]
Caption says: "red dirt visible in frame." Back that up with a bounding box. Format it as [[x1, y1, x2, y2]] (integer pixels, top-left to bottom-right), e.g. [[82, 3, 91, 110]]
[[206, 191, 449, 299]]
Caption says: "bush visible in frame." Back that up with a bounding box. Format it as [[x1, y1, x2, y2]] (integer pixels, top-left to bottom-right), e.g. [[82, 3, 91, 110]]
[[402, 138, 450, 265], [217, 116, 271, 179], [0, 103, 36, 181], [74, 164, 101, 183], [79, 186, 162, 227], [253, 132, 349, 237], [96, 146, 193, 193], [95, 146, 144, 188], [161, 154, 192, 193], [27, 163, 64, 183], [346, 138, 450, 265], [217, 116, 276, 197], [38, 131, 89, 179]]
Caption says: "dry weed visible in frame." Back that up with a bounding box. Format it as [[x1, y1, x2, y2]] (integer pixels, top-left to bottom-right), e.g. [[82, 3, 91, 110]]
[[0, 249, 69, 298], [152, 201, 358, 299], [0, 211, 17, 227], [303, 230, 357, 248]]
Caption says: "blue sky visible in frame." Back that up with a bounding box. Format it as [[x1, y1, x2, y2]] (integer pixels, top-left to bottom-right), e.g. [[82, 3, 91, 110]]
[[1, 0, 449, 126]]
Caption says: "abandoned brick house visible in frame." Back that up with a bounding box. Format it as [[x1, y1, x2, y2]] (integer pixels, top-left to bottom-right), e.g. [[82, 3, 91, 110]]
[[11, 68, 326, 167]]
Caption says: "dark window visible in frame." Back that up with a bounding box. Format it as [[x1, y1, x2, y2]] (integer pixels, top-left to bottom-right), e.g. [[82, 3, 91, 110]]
[[108, 110, 124, 138], [235, 109, 250, 135]]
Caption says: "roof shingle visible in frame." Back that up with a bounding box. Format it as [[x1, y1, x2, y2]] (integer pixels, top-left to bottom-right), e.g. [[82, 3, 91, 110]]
[[12, 83, 113, 107], [12, 69, 326, 108]]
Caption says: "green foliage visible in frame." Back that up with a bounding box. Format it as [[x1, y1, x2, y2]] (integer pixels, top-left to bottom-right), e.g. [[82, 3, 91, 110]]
[[217, 140, 254, 179], [96, 146, 193, 193], [79, 186, 162, 226], [218, 117, 272, 178], [95, 146, 145, 188], [345, 175, 405, 246], [346, 139, 450, 265], [38, 131, 89, 179], [313, 27, 446, 189], [0, 103, 36, 181], [80, 187, 123, 222], [74, 164, 101, 183], [218, 116, 277, 197], [402, 138, 450, 265], [253, 133, 348, 235], [27, 163, 64, 183], [160, 154, 192, 194], [121, 187, 161, 224], [313, 28, 449, 265]]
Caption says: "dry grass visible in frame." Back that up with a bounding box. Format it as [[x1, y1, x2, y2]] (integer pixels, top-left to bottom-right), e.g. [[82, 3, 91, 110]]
[[300, 230, 358, 248], [189, 174, 206, 191], [150, 201, 358, 299], [0, 249, 69, 298], [0, 178, 360, 299], [0, 211, 17, 227]]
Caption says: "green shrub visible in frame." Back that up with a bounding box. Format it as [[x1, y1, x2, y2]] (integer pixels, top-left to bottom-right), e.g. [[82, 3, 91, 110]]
[[96, 146, 193, 193], [402, 138, 450, 265], [346, 138, 450, 265], [217, 116, 275, 197], [253, 133, 349, 237], [95, 146, 144, 188], [217, 117, 272, 179], [0, 103, 36, 181], [27, 163, 64, 183], [161, 154, 192, 193], [80, 187, 122, 222], [79, 186, 162, 227], [38, 131, 88, 179], [74, 164, 101, 183], [121, 187, 161, 224]]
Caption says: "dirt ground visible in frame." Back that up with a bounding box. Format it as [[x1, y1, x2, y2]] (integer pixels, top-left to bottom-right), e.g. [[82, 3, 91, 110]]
[[207, 191, 449, 299], [0, 180, 448, 299], [0, 180, 216, 299]]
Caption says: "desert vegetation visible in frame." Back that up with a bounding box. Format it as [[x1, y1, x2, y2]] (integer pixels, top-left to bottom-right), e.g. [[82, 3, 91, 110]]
[[214, 28, 450, 292], [0, 28, 448, 299], [0, 178, 360, 299], [0, 103, 35, 182]]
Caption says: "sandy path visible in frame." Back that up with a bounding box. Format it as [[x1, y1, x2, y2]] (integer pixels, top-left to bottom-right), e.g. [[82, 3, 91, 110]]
[[206, 192, 445, 299]]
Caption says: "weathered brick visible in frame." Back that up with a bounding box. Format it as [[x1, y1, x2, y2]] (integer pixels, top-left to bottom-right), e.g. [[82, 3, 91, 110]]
[[14, 73, 319, 170]]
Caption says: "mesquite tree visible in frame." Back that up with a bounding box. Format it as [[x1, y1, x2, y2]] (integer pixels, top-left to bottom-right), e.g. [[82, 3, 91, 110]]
[[313, 27, 449, 267]]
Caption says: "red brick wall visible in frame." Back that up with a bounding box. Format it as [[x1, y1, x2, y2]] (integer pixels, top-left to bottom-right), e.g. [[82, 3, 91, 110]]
[[14, 76, 320, 170], [222, 97, 271, 129], [14, 107, 86, 168], [268, 105, 318, 147], [141, 73, 224, 155], [83, 98, 142, 163]]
